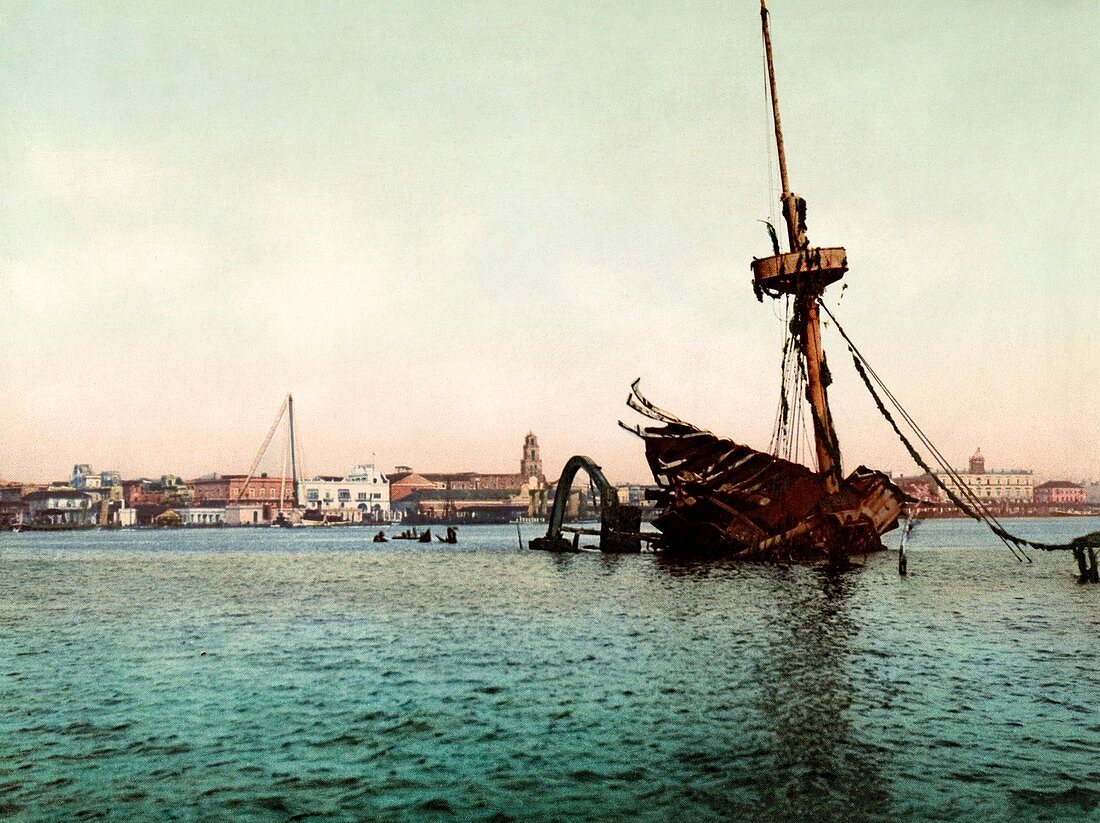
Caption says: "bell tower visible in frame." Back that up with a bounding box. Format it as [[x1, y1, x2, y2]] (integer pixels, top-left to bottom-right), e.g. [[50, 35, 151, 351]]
[[521, 432, 543, 480], [970, 447, 985, 475]]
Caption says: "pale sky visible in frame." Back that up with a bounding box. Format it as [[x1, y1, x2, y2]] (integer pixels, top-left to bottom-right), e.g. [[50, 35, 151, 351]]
[[1, 1, 1097, 485]]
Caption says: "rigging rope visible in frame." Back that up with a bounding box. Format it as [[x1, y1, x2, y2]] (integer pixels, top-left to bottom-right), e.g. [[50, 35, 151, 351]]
[[822, 301, 1029, 559], [819, 299, 1099, 558], [768, 291, 814, 469], [846, 334, 1026, 562], [824, 306, 1029, 557]]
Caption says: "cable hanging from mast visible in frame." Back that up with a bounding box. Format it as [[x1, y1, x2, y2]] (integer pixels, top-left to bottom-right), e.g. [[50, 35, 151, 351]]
[[767, 289, 815, 469], [819, 300, 1028, 560], [819, 299, 1100, 564]]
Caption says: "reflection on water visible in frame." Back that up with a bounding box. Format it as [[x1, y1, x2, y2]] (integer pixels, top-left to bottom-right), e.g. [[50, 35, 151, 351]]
[[1, 522, 1098, 821], [651, 557, 889, 820], [752, 569, 889, 821]]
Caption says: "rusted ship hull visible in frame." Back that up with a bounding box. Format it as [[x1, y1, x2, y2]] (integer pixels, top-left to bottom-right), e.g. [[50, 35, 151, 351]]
[[612, 3, 909, 563], [624, 386, 907, 562]]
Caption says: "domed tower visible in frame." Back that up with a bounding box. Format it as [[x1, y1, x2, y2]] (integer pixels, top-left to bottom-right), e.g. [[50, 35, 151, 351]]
[[969, 447, 985, 475], [521, 432, 543, 481]]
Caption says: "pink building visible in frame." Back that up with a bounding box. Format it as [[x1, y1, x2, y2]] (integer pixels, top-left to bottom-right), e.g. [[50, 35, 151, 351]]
[[1034, 481, 1086, 506], [190, 474, 296, 520]]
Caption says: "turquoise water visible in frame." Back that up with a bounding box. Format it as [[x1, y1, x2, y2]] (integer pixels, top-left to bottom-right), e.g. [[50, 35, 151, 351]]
[[1, 520, 1098, 821]]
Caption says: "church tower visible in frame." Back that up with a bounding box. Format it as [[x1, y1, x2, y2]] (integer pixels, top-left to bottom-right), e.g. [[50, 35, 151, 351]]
[[969, 447, 985, 475], [520, 432, 543, 481]]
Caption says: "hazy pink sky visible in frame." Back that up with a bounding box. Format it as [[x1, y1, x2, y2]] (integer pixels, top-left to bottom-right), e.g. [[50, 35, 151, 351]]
[[1, 1, 1097, 485]]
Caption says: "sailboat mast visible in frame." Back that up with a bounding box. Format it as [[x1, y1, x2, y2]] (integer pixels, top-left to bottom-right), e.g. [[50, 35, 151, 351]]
[[759, 0, 842, 493], [238, 393, 289, 501], [278, 418, 289, 514], [288, 393, 299, 508]]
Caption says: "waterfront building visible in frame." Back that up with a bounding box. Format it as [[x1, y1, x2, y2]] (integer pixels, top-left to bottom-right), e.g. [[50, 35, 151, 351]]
[[191, 474, 296, 522], [24, 489, 96, 526], [391, 433, 549, 503], [122, 475, 193, 508], [389, 472, 442, 504], [71, 464, 122, 492], [1034, 481, 1086, 507], [396, 488, 530, 523], [157, 475, 192, 504], [1084, 483, 1100, 505], [121, 479, 152, 507], [615, 484, 655, 506], [409, 470, 543, 493], [171, 507, 226, 526], [71, 464, 100, 489], [934, 448, 1034, 503], [0, 484, 37, 505], [298, 464, 391, 522], [615, 484, 660, 518], [0, 501, 18, 529], [32, 477, 129, 526], [71, 465, 123, 504], [153, 509, 183, 527], [225, 504, 266, 526], [0, 483, 37, 529]]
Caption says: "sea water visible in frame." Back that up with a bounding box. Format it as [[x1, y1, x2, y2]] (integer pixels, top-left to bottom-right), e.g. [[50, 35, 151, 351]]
[[1, 519, 1097, 821]]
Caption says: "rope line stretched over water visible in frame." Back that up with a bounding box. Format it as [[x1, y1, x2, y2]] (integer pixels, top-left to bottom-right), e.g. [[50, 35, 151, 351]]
[[819, 299, 1099, 558]]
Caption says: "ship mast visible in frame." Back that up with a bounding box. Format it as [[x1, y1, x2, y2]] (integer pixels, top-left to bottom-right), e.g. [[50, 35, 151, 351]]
[[288, 393, 299, 507], [758, 0, 843, 494], [238, 392, 302, 512]]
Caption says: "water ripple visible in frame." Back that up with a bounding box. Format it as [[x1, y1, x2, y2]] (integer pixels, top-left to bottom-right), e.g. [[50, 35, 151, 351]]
[[1, 521, 1097, 821]]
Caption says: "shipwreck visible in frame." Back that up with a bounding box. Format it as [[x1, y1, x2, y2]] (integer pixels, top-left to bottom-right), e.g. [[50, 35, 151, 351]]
[[532, 2, 1099, 580], [615, 0, 906, 563]]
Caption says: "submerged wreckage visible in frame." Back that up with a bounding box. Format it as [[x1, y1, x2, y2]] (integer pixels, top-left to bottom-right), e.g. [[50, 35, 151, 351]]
[[616, 0, 908, 563], [532, 2, 1099, 579], [622, 384, 904, 562]]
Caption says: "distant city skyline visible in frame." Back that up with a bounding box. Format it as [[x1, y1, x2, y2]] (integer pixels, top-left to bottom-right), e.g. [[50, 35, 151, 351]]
[[2, 1, 1097, 485], [2, 426, 1095, 490]]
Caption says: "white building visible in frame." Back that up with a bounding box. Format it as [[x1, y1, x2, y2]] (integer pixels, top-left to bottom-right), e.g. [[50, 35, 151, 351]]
[[174, 507, 226, 526], [24, 489, 96, 525], [935, 448, 1034, 503], [225, 504, 265, 526], [298, 464, 391, 522], [71, 465, 101, 489], [71, 464, 121, 491]]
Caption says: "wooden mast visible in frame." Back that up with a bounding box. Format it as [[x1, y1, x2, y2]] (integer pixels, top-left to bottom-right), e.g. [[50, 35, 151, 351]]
[[759, 0, 842, 494], [288, 393, 299, 509], [238, 393, 290, 502]]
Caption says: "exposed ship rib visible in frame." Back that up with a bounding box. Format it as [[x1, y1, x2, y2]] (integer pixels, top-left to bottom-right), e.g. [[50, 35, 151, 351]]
[[622, 383, 907, 560]]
